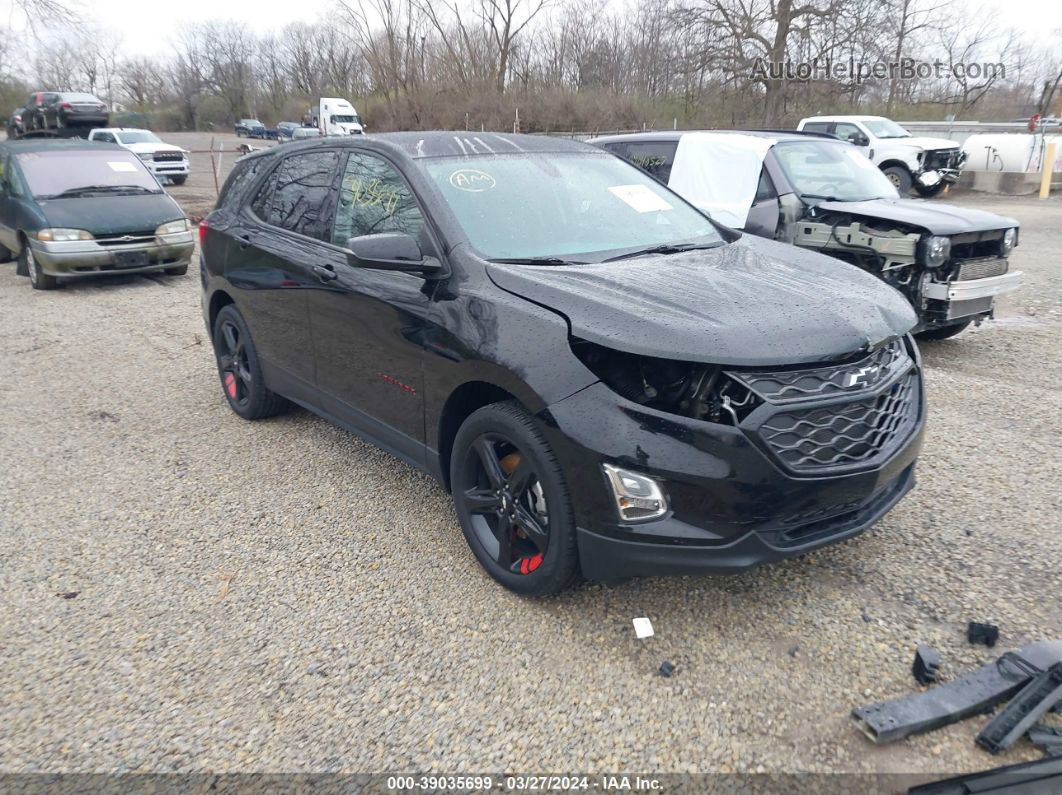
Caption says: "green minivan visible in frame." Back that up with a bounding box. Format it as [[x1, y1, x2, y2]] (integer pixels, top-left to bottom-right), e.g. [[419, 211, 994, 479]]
[[0, 139, 194, 289]]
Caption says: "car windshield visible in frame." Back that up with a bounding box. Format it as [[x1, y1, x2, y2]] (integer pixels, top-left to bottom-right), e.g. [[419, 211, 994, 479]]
[[62, 93, 101, 103], [17, 150, 161, 199], [421, 152, 722, 262], [331, 115, 359, 124], [243, 120, 262, 126], [773, 140, 900, 202], [862, 119, 911, 139], [116, 131, 161, 144]]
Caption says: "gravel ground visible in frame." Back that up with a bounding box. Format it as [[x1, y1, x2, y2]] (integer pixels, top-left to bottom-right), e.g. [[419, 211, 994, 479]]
[[1, 184, 1060, 781]]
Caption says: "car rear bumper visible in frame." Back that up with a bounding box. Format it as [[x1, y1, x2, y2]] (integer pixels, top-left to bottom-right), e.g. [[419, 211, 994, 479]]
[[32, 235, 194, 276]]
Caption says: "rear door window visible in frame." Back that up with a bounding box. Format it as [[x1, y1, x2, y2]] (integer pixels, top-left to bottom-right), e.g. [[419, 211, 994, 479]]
[[621, 141, 678, 183], [802, 122, 832, 134], [250, 151, 340, 240]]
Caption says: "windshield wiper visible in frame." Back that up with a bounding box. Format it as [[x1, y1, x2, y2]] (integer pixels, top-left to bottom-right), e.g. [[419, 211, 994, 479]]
[[801, 193, 843, 201], [489, 256, 587, 266], [48, 184, 161, 198], [603, 243, 717, 262]]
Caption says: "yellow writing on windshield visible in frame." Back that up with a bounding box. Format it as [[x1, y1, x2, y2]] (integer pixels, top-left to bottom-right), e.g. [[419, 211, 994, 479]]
[[343, 175, 399, 215]]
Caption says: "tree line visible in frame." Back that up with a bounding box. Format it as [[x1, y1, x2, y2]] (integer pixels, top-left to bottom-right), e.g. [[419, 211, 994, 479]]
[[3, 0, 1061, 133]]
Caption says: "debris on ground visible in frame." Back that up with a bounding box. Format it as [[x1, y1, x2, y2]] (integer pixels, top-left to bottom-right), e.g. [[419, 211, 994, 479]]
[[976, 662, 1062, 754], [968, 622, 1000, 647], [907, 756, 1062, 794], [912, 644, 941, 685], [852, 639, 1062, 744], [632, 617, 654, 639], [1028, 725, 1062, 757], [55, 591, 79, 599], [658, 661, 675, 677], [88, 410, 120, 423]]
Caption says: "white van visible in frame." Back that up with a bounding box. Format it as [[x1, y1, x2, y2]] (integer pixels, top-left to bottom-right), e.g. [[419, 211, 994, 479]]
[[313, 98, 364, 136]]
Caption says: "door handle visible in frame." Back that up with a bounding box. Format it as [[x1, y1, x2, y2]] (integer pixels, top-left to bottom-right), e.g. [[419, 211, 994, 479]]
[[236, 233, 252, 250], [313, 264, 338, 282]]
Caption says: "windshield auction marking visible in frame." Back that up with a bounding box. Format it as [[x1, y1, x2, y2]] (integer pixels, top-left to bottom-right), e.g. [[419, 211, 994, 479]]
[[449, 169, 496, 192]]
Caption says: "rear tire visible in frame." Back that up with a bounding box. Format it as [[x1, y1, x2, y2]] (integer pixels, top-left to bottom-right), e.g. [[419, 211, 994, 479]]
[[22, 240, 57, 290], [212, 305, 290, 420], [916, 319, 972, 341], [883, 165, 913, 194], [450, 401, 580, 596]]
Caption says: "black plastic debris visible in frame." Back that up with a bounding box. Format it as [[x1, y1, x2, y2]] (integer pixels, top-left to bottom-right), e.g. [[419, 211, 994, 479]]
[[658, 661, 675, 678], [907, 756, 1062, 794], [56, 591, 79, 599], [912, 645, 941, 685], [976, 662, 1062, 754], [852, 639, 1062, 744], [968, 622, 1000, 647], [1028, 725, 1062, 757]]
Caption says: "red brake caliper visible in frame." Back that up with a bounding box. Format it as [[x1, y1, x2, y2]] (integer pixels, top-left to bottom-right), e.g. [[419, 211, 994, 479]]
[[499, 452, 542, 576], [223, 372, 237, 399]]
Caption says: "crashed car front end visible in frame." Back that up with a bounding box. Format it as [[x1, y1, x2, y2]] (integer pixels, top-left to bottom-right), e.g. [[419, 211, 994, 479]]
[[915, 147, 968, 189]]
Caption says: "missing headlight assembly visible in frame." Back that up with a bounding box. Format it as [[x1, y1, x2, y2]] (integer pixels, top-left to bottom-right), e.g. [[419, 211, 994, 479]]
[[570, 338, 761, 426]]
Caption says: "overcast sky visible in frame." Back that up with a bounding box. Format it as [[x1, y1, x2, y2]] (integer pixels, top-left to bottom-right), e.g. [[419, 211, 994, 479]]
[[8, 0, 1062, 57]]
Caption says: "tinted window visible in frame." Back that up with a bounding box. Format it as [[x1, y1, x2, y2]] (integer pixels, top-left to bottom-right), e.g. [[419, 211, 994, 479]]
[[754, 168, 777, 203], [833, 123, 863, 143], [332, 153, 426, 248], [220, 157, 265, 208], [622, 141, 678, 183], [802, 122, 831, 133], [116, 131, 161, 144], [94, 132, 115, 143], [251, 151, 339, 239]]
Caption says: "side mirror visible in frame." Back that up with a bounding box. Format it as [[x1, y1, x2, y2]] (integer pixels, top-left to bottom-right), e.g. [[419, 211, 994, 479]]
[[849, 132, 869, 147], [346, 233, 441, 274]]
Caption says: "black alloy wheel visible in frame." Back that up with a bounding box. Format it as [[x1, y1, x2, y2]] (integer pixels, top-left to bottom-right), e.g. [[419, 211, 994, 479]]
[[451, 402, 579, 595], [212, 305, 289, 420]]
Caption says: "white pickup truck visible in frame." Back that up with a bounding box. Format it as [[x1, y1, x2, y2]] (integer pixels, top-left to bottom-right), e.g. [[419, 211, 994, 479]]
[[797, 115, 966, 197], [87, 128, 190, 185]]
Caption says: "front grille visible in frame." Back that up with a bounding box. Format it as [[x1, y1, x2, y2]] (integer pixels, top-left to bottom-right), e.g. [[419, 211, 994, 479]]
[[957, 257, 1009, 281], [950, 230, 1003, 260], [726, 339, 907, 402], [758, 372, 919, 472], [154, 151, 184, 162], [96, 231, 155, 247], [924, 149, 962, 170]]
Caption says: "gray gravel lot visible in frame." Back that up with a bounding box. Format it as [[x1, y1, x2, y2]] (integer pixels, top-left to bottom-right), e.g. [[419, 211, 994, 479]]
[[1, 175, 1060, 780]]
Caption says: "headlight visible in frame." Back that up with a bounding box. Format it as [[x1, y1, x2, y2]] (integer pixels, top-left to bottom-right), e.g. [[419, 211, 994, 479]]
[[1001, 228, 1017, 255], [155, 219, 190, 236], [138, 151, 154, 161], [603, 464, 669, 523], [922, 235, 951, 268], [37, 228, 93, 242]]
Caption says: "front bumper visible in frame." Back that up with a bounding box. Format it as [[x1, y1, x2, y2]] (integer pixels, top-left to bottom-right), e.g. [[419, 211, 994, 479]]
[[32, 234, 195, 277], [923, 271, 1024, 303], [144, 159, 189, 177], [541, 344, 925, 582]]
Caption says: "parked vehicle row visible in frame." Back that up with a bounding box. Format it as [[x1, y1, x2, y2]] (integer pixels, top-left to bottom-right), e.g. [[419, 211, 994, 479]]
[[7, 91, 110, 138], [592, 130, 1021, 340]]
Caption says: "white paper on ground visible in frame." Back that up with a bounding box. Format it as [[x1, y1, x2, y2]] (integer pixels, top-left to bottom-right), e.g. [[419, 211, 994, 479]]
[[667, 132, 775, 229], [632, 617, 655, 639], [608, 184, 674, 213]]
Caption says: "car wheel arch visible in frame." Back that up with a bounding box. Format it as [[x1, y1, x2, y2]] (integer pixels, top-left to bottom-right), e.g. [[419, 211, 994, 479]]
[[436, 380, 527, 493], [879, 159, 914, 175], [208, 289, 236, 331]]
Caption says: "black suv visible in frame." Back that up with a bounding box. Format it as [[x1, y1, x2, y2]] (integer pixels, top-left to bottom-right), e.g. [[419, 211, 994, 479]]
[[201, 133, 925, 595]]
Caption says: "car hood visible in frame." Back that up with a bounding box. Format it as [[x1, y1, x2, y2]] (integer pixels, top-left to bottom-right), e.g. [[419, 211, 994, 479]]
[[816, 198, 1018, 236], [37, 193, 184, 235], [124, 142, 185, 155], [485, 236, 917, 367]]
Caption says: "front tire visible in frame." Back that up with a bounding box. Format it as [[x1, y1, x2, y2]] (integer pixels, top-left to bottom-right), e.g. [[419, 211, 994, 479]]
[[212, 305, 289, 420], [22, 240, 57, 290], [450, 401, 579, 596], [916, 319, 972, 341], [170, 175, 188, 186], [883, 165, 913, 194]]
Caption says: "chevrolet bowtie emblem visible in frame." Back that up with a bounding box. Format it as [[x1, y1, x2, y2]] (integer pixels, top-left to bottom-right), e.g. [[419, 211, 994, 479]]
[[844, 365, 879, 388]]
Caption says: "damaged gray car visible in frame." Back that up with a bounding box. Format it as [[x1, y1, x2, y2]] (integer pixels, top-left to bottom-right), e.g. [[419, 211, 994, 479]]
[[593, 131, 1023, 340]]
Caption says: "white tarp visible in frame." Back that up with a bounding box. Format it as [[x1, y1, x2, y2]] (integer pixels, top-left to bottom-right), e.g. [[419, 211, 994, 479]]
[[667, 133, 775, 228]]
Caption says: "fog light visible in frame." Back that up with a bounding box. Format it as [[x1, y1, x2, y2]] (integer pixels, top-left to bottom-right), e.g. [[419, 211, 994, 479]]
[[603, 463, 668, 523]]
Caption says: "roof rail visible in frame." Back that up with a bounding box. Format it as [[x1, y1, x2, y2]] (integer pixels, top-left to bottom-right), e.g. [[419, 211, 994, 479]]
[[745, 128, 844, 140]]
